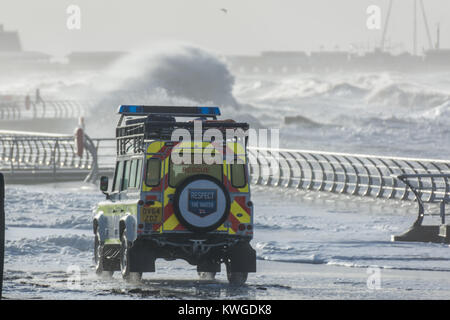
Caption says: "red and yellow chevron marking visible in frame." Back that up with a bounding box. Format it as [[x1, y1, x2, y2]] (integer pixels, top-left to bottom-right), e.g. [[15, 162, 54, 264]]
[[157, 155, 180, 232], [228, 196, 251, 234]]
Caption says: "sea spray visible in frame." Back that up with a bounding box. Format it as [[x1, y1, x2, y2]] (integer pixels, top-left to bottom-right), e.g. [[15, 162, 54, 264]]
[[85, 43, 240, 134]]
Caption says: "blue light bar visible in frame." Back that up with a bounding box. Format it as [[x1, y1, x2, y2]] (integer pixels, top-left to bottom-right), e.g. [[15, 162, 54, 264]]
[[118, 105, 143, 114], [117, 105, 221, 117], [199, 106, 220, 115]]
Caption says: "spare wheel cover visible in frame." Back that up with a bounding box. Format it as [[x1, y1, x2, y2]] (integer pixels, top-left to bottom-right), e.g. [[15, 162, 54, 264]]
[[173, 175, 230, 233]]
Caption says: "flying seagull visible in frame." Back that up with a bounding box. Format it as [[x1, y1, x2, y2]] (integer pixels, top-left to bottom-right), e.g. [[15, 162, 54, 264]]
[[220, 8, 228, 14]]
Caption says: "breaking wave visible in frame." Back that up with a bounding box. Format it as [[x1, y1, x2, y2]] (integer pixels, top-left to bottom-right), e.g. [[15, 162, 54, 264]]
[[417, 100, 450, 124], [93, 43, 238, 112], [366, 83, 450, 108], [237, 73, 450, 111], [238, 78, 368, 103], [324, 83, 368, 98], [80, 43, 261, 136]]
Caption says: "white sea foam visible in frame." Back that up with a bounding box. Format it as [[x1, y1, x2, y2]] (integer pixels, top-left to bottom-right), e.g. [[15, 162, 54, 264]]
[[6, 234, 93, 256]]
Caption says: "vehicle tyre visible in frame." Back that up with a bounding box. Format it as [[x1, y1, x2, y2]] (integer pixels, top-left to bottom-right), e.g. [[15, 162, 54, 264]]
[[227, 271, 248, 286], [94, 232, 113, 277], [120, 229, 142, 282], [226, 263, 248, 286], [173, 175, 231, 233], [198, 272, 216, 280]]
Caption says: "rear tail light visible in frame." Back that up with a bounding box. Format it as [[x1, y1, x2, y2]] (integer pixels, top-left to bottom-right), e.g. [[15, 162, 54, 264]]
[[247, 224, 253, 230], [238, 224, 246, 231]]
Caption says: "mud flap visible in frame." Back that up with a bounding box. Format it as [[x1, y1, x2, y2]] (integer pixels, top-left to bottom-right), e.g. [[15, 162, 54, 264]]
[[128, 242, 156, 272], [103, 245, 121, 271], [227, 242, 256, 273], [104, 259, 120, 272]]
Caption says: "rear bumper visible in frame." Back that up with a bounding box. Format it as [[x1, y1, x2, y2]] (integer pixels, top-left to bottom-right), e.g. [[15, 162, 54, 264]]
[[136, 233, 252, 257], [128, 234, 256, 273], [138, 232, 251, 247]]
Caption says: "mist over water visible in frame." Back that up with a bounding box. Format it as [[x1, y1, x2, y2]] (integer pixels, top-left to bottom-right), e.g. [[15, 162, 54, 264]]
[[3, 45, 450, 297], [87, 49, 450, 158], [86, 44, 450, 159], [95, 46, 232, 101], [233, 71, 450, 158], [111, 44, 238, 106], [74, 43, 253, 136], [1, 42, 448, 158]]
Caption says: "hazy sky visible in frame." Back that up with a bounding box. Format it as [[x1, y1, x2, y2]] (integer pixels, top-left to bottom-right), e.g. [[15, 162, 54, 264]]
[[0, 0, 449, 58]]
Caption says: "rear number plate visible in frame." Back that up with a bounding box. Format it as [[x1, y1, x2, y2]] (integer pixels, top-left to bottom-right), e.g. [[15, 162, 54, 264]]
[[141, 207, 162, 223]]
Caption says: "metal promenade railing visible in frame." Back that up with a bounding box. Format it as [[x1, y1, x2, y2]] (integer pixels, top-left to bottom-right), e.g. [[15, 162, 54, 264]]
[[249, 147, 450, 242], [396, 174, 450, 228], [1, 132, 449, 207], [0, 99, 92, 120], [248, 147, 450, 203], [0, 131, 115, 183], [2, 131, 448, 242]]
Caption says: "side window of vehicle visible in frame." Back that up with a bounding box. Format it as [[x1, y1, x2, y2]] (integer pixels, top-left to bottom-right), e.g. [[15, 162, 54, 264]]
[[135, 159, 143, 188], [113, 161, 124, 192], [128, 159, 143, 189], [146, 158, 161, 187], [231, 163, 247, 188], [122, 160, 131, 191], [128, 159, 138, 189]]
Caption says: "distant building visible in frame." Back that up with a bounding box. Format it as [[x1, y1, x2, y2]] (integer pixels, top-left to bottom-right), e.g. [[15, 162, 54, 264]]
[[260, 51, 309, 73], [0, 24, 51, 69], [228, 51, 310, 74], [0, 24, 21, 51], [66, 51, 126, 69], [227, 46, 450, 74], [424, 49, 450, 68], [309, 51, 349, 71], [226, 54, 263, 73]]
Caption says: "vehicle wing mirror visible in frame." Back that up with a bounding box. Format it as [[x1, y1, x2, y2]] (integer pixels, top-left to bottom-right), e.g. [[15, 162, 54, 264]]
[[100, 176, 109, 193]]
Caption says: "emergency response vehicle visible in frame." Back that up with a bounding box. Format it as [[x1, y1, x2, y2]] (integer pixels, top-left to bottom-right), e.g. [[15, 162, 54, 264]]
[[93, 105, 256, 285]]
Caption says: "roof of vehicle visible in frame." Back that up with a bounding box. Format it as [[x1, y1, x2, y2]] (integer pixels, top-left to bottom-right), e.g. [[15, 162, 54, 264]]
[[118, 105, 221, 118], [115, 105, 249, 156]]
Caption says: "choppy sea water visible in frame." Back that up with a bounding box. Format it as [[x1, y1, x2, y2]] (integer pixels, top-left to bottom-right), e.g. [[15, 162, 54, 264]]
[[4, 182, 450, 275], [1, 45, 450, 298]]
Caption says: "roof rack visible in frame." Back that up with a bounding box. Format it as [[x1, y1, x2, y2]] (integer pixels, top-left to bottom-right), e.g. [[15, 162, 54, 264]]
[[118, 105, 221, 118], [115, 105, 249, 155]]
